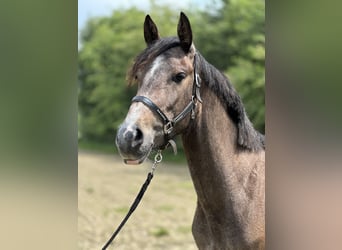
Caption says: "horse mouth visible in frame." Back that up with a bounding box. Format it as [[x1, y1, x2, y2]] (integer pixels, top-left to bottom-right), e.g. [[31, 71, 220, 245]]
[[123, 154, 149, 165], [122, 146, 153, 165]]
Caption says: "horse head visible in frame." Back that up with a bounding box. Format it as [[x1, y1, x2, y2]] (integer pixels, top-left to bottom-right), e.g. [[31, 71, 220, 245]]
[[116, 12, 199, 164]]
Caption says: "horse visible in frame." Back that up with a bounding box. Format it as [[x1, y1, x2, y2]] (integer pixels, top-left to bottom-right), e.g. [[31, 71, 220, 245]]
[[116, 12, 265, 249]]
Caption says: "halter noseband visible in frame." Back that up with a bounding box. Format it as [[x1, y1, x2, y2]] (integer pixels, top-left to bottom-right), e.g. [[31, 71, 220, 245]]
[[131, 54, 202, 141]]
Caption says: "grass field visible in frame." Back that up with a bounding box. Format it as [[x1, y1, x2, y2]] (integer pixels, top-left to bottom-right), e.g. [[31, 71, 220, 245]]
[[78, 150, 197, 250]]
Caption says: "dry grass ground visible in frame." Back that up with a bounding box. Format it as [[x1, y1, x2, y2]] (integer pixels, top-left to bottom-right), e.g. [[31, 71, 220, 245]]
[[78, 150, 197, 250]]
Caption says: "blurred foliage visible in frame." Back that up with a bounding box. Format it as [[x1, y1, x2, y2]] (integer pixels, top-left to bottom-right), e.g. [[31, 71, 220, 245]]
[[78, 0, 265, 144]]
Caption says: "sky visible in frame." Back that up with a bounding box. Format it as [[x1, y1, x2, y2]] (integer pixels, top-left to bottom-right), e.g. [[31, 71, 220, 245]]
[[78, 0, 215, 33]]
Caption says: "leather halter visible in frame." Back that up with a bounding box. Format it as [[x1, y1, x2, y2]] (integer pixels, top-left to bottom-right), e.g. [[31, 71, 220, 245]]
[[131, 54, 202, 140]]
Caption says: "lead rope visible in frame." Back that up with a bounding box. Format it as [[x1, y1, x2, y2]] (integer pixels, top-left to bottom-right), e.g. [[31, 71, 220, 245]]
[[102, 150, 163, 250]]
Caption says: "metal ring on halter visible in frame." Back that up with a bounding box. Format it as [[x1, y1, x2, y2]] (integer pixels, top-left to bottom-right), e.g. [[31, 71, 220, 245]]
[[154, 151, 163, 163], [164, 121, 174, 135]]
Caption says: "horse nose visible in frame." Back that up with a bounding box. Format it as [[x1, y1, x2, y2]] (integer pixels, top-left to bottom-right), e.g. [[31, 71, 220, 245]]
[[116, 124, 144, 154]]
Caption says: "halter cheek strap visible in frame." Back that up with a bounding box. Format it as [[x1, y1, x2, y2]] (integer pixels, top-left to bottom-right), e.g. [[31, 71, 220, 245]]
[[131, 54, 202, 138]]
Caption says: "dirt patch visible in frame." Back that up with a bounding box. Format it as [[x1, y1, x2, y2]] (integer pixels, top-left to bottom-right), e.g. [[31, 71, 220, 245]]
[[78, 150, 197, 249]]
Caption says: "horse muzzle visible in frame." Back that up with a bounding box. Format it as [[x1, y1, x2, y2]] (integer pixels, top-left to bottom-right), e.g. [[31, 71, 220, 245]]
[[116, 123, 153, 164]]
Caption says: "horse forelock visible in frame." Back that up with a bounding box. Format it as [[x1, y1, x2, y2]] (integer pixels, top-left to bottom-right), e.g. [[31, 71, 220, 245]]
[[127, 37, 181, 86]]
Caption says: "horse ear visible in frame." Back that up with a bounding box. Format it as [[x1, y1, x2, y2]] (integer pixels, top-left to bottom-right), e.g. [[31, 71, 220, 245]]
[[144, 15, 160, 46], [177, 12, 193, 53]]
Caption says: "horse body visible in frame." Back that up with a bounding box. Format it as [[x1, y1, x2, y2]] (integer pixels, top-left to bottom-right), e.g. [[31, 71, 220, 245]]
[[116, 12, 265, 249]]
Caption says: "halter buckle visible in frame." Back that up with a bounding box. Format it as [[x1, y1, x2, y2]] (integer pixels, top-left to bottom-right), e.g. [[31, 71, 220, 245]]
[[194, 74, 203, 103], [195, 73, 201, 88], [164, 121, 174, 134]]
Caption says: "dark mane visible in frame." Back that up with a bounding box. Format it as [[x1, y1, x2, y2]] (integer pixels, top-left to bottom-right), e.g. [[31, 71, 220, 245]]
[[195, 52, 265, 151], [127, 37, 265, 151]]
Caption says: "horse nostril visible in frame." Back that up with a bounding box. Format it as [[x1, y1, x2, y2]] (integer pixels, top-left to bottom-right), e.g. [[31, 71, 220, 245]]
[[117, 125, 144, 151], [135, 128, 143, 141], [132, 127, 143, 147], [124, 130, 134, 141], [123, 129, 134, 142]]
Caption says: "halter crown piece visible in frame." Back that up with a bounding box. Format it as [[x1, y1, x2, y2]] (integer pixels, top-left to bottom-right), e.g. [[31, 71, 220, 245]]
[[132, 53, 202, 151]]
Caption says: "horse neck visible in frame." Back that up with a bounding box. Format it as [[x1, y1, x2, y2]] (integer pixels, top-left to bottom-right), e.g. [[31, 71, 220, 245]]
[[182, 85, 235, 201], [181, 82, 264, 216]]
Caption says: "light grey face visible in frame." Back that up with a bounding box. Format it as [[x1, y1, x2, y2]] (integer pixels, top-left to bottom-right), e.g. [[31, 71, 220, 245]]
[[116, 48, 195, 163]]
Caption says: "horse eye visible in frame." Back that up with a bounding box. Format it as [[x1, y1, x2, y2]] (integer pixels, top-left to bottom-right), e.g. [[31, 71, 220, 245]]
[[172, 72, 186, 83]]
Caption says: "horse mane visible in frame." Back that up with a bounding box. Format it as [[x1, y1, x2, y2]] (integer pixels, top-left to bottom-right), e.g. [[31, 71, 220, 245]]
[[127, 37, 265, 151], [195, 52, 265, 152]]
